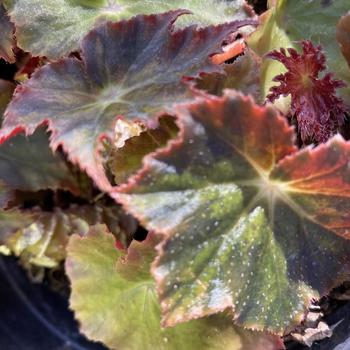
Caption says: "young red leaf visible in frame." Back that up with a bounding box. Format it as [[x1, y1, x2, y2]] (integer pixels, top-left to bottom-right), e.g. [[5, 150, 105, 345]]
[[266, 40, 347, 143], [66, 224, 284, 350], [1, 11, 253, 191], [114, 91, 350, 333], [0, 4, 15, 63]]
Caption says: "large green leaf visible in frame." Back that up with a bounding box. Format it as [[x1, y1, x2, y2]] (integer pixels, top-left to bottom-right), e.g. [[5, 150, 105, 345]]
[[66, 224, 284, 350], [115, 91, 350, 333], [8, 0, 253, 59], [2, 11, 252, 191], [0, 3, 15, 63], [247, 0, 350, 105]]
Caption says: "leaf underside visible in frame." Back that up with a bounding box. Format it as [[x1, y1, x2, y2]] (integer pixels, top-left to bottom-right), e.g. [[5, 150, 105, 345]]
[[8, 0, 253, 59], [2, 11, 252, 191], [66, 225, 284, 350], [115, 91, 350, 333]]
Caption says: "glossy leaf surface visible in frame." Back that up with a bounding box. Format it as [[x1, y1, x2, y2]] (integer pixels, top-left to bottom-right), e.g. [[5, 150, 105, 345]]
[[2, 11, 252, 191], [0, 3, 15, 63], [66, 224, 284, 350], [248, 0, 350, 104], [9, 0, 253, 59], [115, 91, 350, 333]]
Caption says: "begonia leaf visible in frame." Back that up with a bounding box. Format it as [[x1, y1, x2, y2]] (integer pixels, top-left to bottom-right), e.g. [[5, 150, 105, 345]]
[[2, 204, 129, 267], [8, 0, 253, 60], [66, 224, 284, 350], [0, 127, 80, 193], [109, 116, 179, 184], [115, 91, 350, 333], [0, 80, 15, 121], [1, 80, 81, 193], [247, 0, 350, 104], [0, 181, 12, 207], [337, 11, 350, 68], [0, 3, 15, 63], [194, 48, 260, 100], [2, 11, 253, 191]]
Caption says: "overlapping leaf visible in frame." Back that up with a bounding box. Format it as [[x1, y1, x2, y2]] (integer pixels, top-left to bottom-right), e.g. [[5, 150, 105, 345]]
[[2, 11, 253, 191], [0, 127, 81, 193], [2, 203, 131, 267], [247, 0, 350, 104], [0, 79, 15, 121], [194, 48, 260, 100], [1, 81, 81, 193], [66, 224, 284, 350], [8, 0, 253, 59], [115, 91, 350, 333], [108, 116, 179, 184], [0, 3, 15, 63]]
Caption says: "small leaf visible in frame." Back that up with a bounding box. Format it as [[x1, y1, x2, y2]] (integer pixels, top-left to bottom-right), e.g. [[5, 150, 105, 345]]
[[8, 0, 253, 59], [66, 224, 284, 350], [3, 203, 130, 267], [2, 11, 253, 191], [266, 41, 347, 143], [0, 3, 15, 63], [194, 48, 260, 99], [115, 91, 350, 333], [109, 116, 179, 184], [247, 0, 350, 104]]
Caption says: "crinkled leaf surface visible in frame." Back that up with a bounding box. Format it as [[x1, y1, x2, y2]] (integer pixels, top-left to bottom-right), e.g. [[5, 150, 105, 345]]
[[8, 0, 253, 59], [109, 116, 179, 184], [115, 91, 350, 333], [66, 224, 284, 350], [2, 11, 252, 191], [0, 3, 15, 63], [0, 127, 80, 193], [3, 204, 128, 267], [247, 0, 350, 104]]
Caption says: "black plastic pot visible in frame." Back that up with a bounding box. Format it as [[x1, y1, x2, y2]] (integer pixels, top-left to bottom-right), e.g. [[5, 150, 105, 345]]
[[0, 255, 106, 350]]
